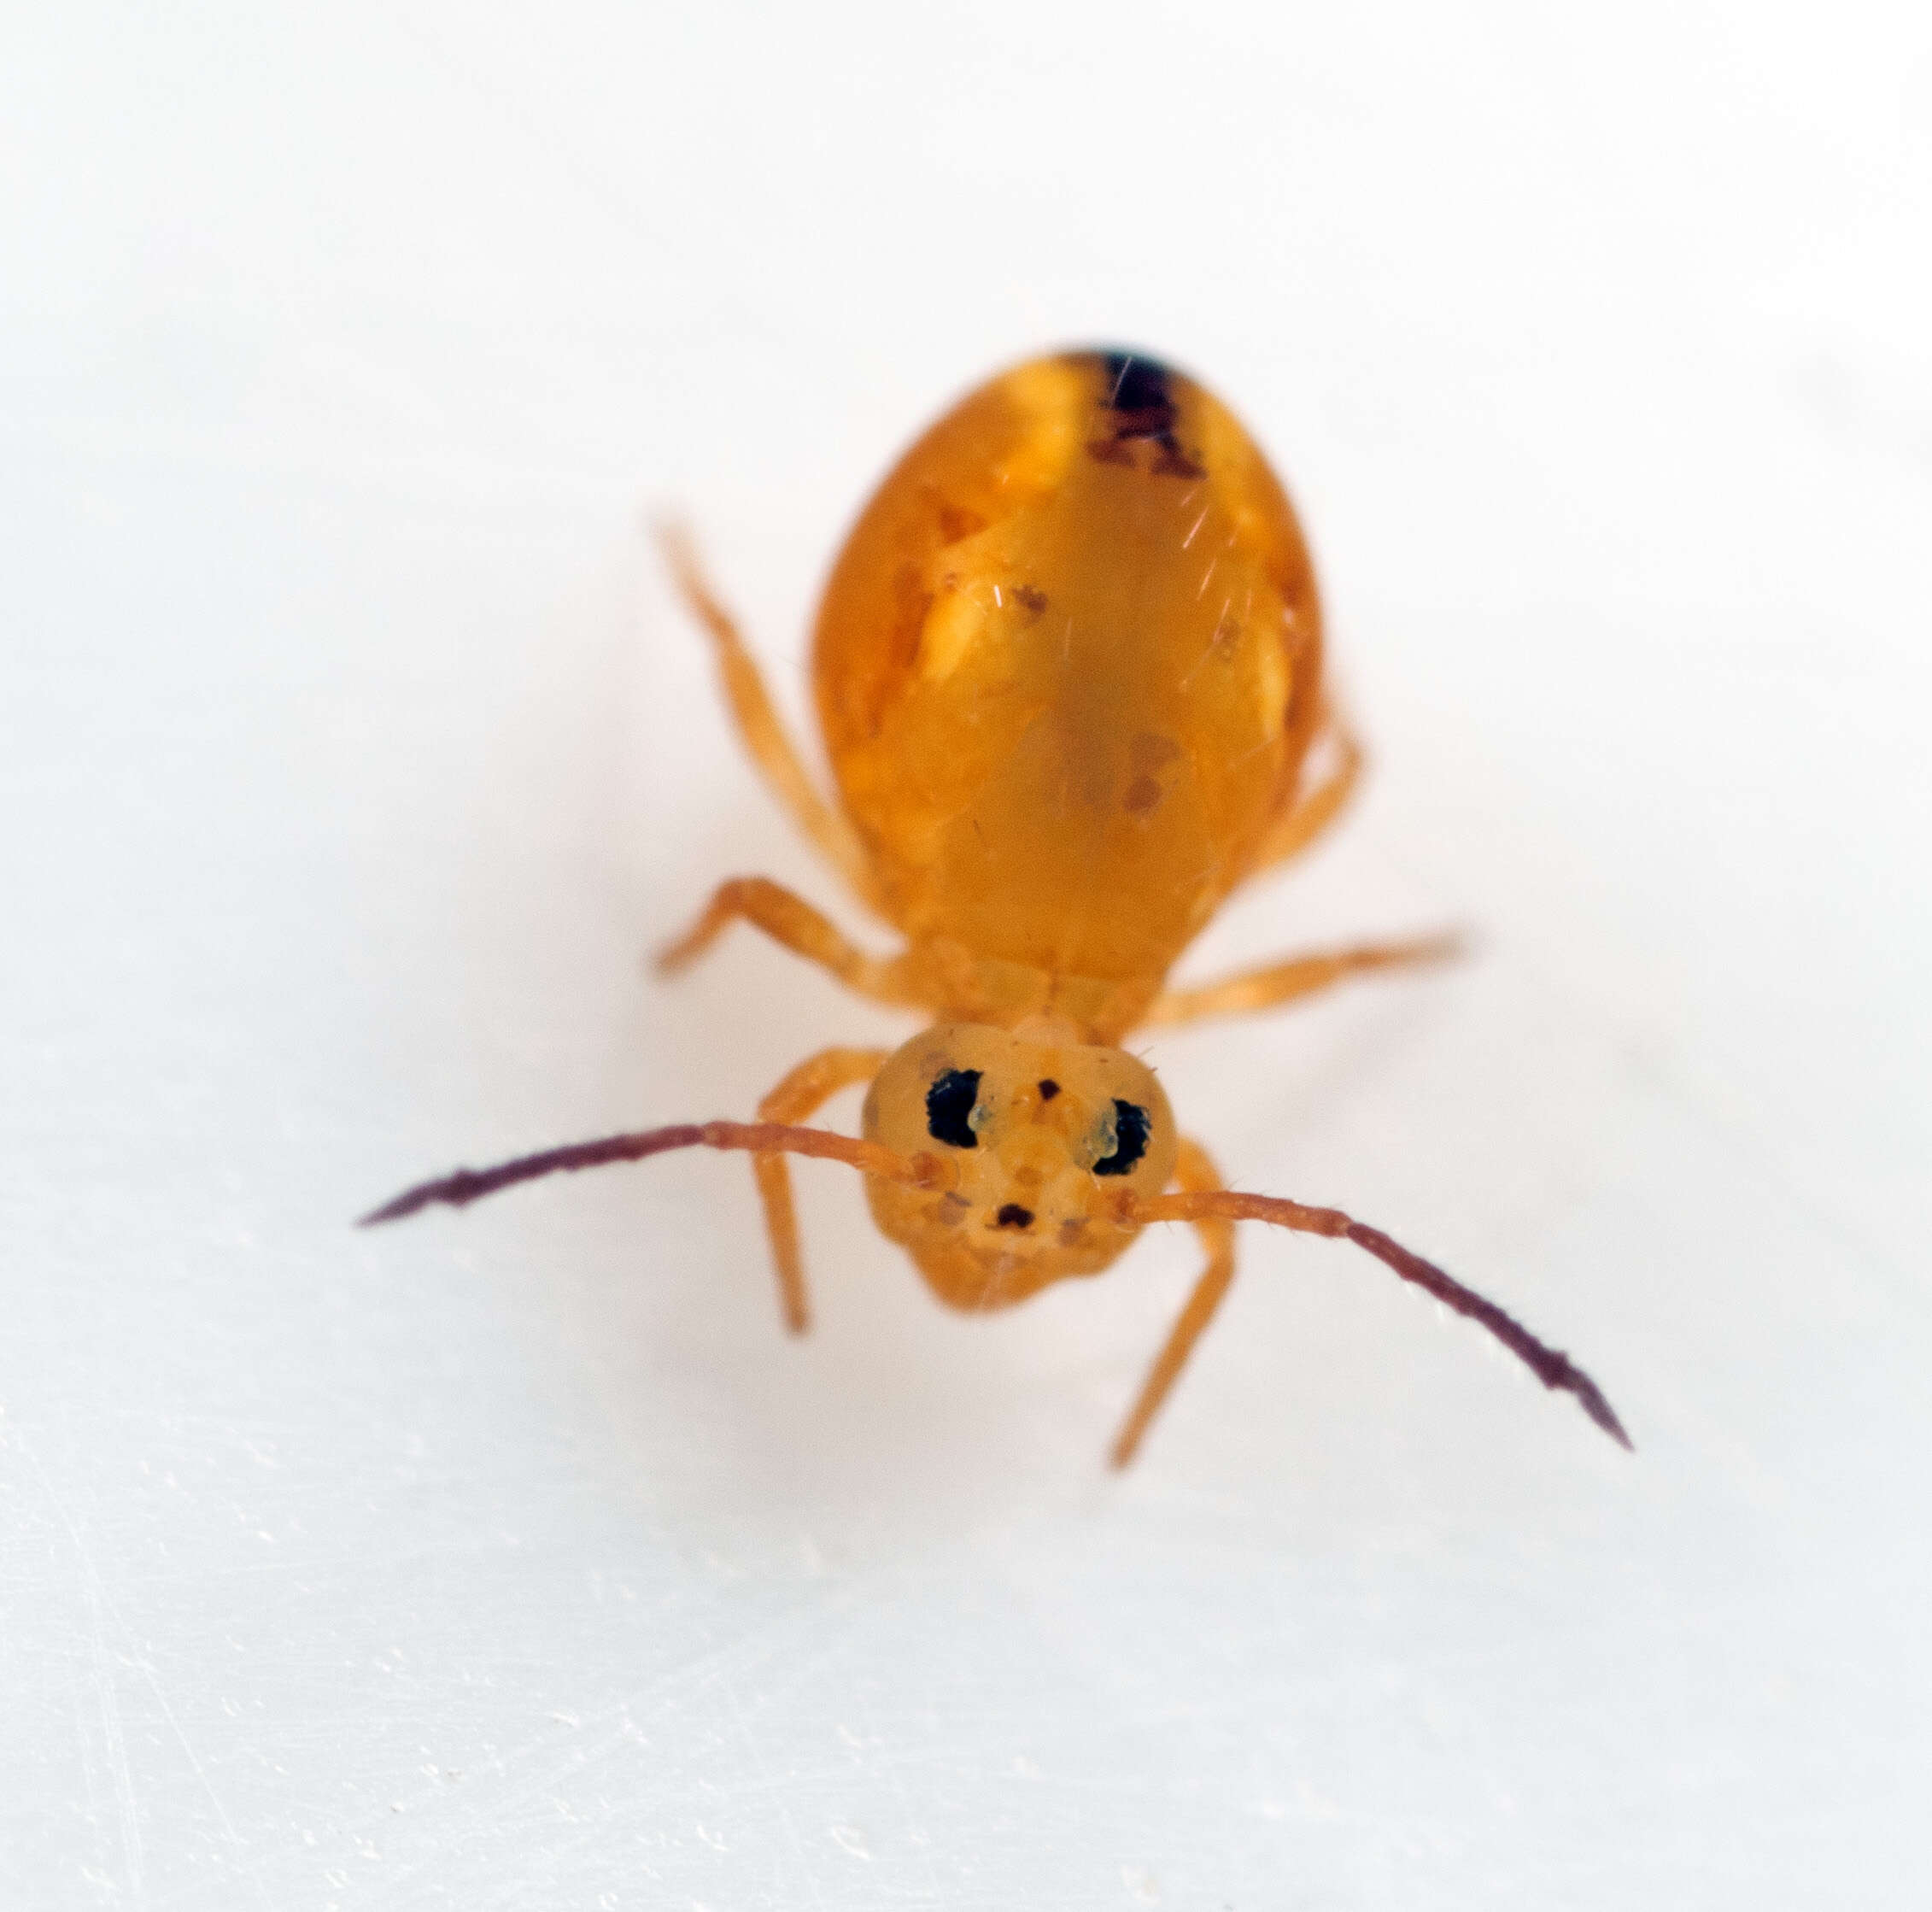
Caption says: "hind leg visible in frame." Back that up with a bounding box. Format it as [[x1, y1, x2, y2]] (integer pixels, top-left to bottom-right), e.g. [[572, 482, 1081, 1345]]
[[1245, 709, 1364, 876], [659, 524, 883, 911], [751, 1047, 892, 1332]]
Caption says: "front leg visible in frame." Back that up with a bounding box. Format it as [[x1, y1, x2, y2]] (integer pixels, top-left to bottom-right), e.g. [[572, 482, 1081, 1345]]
[[658, 875, 924, 1011], [752, 1046, 892, 1332], [1109, 1138, 1238, 1468]]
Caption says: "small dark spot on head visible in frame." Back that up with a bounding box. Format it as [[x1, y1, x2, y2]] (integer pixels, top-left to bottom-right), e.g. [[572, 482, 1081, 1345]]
[[926, 1068, 981, 1148], [995, 1203, 1035, 1230], [1123, 774, 1162, 817], [1037, 1079, 1061, 1101], [1093, 1100, 1153, 1176], [1012, 584, 1048, 620]]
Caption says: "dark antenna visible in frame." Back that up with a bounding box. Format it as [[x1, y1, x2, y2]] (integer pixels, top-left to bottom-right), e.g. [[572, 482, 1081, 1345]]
[[359, 1120, 945, 1228], [1130, 1188, 1630, 1449]]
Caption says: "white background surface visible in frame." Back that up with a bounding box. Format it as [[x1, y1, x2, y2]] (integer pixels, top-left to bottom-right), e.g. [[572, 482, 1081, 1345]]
[[5, 3, 1930, 1906]]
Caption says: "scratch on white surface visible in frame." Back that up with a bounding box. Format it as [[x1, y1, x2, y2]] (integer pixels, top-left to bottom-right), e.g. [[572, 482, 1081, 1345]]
[[836, 1649, 948, 1904], [409, 1613, 864, 1892], [26, 1421, 282, 1912], [1631, 1036, 1928, 1317], [384, 9, 731, 299], [720, 1673, 830, 1912], [22, 1438, 145, 1908], [134, 1655, 274, 1912]]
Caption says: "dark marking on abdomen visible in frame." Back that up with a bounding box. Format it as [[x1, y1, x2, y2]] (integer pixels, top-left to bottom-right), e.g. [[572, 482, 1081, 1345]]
[[1101, 351, 1174, 416], [1077, 349, 1205, 480]]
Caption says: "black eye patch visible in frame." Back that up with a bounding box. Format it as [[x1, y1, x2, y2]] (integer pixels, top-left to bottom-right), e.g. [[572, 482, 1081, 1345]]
[[1092, 1099, 1151, 1176], [925, 1068, 982, 1148]]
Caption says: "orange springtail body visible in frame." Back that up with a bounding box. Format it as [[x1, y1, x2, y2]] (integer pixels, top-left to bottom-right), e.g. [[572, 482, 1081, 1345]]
[[365, 349, 1628, 1467]]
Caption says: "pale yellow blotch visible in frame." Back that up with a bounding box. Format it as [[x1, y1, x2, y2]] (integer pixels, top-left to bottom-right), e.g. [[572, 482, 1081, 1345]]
[[917, 587, 986, 683], [1252, 617, 1288, 740], [1229, 498, 1273, 555], [991, 357, 1086, 494]]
